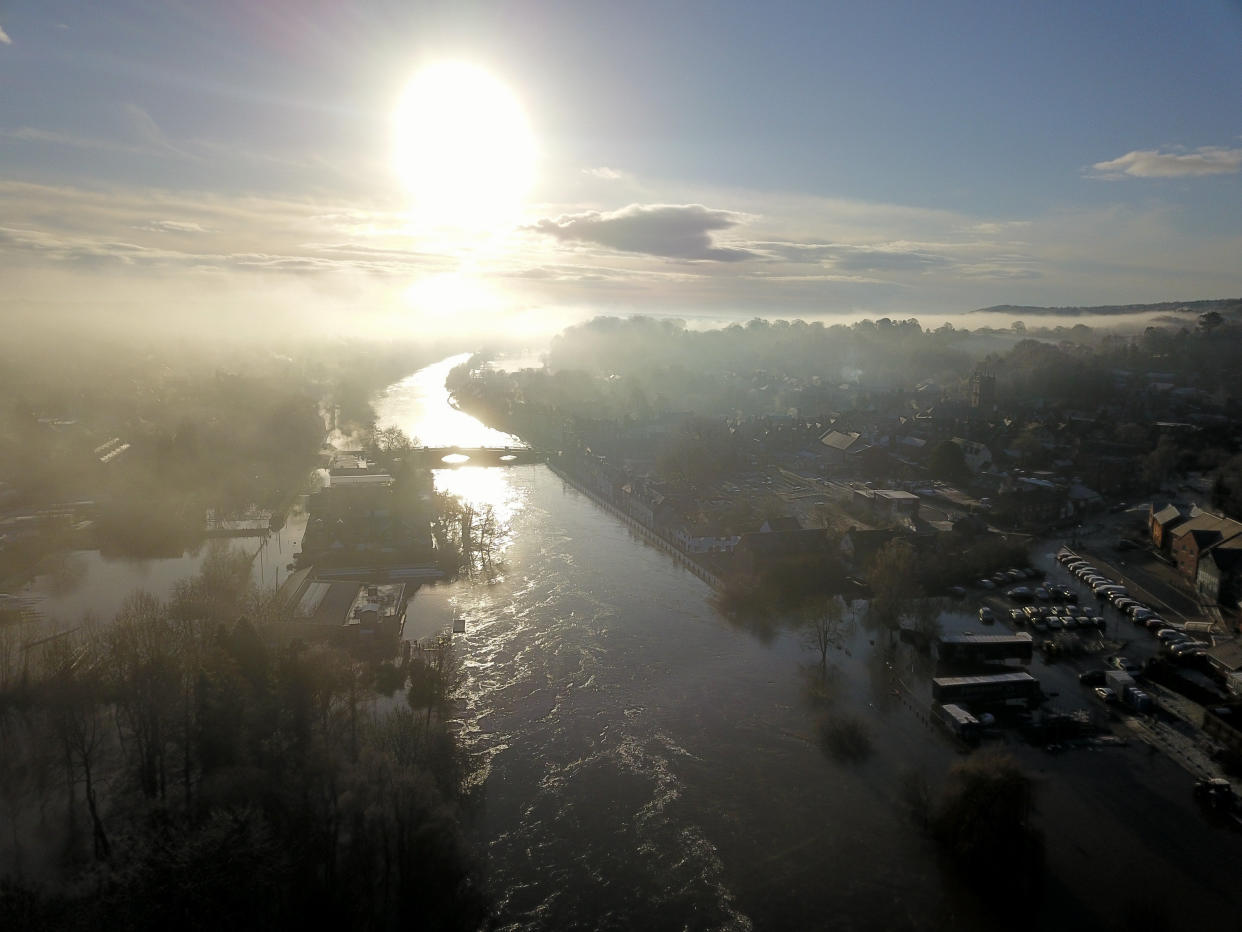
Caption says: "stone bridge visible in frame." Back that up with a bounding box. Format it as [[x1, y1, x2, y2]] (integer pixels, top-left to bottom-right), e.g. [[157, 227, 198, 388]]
[[409, 446, 543, 468]]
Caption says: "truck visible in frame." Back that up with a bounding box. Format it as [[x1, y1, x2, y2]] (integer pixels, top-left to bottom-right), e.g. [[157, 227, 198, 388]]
[[1104, 670, 1135, 699], [1104, 670, 1154, 712]]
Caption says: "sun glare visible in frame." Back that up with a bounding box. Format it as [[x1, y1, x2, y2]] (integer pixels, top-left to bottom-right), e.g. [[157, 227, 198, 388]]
[[393, 62, 535, 232]]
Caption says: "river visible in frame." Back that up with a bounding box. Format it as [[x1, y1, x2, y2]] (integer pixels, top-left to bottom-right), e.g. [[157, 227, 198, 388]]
[[375, 355, 984, 931]]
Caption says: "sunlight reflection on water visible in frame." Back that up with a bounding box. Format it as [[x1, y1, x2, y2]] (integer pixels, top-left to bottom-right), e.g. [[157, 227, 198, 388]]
[[374, 352, 523, 449]]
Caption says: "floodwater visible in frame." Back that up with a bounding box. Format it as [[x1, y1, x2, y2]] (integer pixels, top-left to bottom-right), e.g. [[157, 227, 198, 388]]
[[374, 356, 987, 931], [20, 500, 308, 635]]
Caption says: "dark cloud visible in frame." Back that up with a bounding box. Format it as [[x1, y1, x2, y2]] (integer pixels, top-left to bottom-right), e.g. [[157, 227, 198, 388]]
[[526, 203, 759, 262]]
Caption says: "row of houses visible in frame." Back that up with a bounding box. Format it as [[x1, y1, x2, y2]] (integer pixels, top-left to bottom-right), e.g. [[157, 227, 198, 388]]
[[1149, 504, 1242, 607]]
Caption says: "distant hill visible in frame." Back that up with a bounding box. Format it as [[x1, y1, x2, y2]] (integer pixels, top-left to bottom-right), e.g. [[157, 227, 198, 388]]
[[971, 298, 1242, 318]]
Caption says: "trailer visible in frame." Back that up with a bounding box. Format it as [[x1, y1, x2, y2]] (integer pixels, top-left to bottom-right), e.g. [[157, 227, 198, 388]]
[[935, 703, 981, 741], [937, 633, 1034, 666], [931, 671, 1041, 706]]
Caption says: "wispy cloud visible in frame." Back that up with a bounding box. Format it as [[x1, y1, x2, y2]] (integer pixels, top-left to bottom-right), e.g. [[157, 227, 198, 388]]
[[582, 167, 625, 180], [526, 203, 760, 262], [0, 25, 12, 45], [139, 220, 210, 234], [1090, 146, 1242, 179]]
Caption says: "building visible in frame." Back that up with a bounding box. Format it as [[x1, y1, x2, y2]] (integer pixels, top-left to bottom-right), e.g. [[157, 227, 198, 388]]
[[1197, 538, 1242, 607], [734, 528, 834, 577], [285, 573, 408, 649], [1169, 511, 1242, 581], [839, 527, 900, 571], [851, 489, 920, 525], [674, 523, 740, 554], [1149, 503, 1189, 552], [818, 430, 866, 467], [969, 370, 996, 411]]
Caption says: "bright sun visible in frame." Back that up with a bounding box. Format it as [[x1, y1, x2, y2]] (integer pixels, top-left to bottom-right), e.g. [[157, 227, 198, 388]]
[[392, 61, 535, 232]]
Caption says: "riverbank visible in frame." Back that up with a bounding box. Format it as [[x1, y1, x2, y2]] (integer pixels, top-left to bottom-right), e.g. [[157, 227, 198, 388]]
[[546, 458, 722, 590]]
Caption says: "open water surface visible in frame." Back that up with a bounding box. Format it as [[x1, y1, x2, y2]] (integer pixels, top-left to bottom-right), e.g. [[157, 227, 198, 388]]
[[375, 357, 982, 931]]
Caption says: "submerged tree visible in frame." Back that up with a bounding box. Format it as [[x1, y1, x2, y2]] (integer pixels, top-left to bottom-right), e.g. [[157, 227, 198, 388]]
[[800, 595, 854, 675], [930, 751, 1043, 897]]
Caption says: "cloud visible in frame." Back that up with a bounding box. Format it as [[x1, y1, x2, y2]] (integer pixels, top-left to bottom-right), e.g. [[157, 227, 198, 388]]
[[582, 167, 624, 180], [1090, 146, 1242, 179], [526, 203, 759, 262], [139, 220, 209, 234], [762, 241, 952, 272], [0, 25, 11, 45]]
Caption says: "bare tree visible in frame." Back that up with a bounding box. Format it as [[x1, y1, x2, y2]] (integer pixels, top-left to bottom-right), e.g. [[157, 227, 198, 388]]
[[801, 595, 854, 674]]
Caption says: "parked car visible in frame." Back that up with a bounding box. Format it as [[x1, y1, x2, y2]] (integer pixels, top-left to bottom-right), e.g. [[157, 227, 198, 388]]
[[977, 579, 995, 590], [1078, 669, 1107, 686], [1006, 586, 1033, 602], [1034, 588, 1050, 602], [978, 607, 995, 624], [948, 585, 966, 598], [1094, 687, 1118, 703]]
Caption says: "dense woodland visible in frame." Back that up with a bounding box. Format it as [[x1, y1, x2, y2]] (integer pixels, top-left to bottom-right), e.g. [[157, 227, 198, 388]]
[[0, 548, 486, 930]]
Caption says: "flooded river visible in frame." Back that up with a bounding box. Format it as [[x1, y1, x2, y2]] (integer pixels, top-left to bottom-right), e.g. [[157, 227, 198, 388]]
[[375, 355, 984, 931]]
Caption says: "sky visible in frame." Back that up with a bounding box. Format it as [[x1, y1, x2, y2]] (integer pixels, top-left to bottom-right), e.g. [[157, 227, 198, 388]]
[[2, 0, 1241, 339]]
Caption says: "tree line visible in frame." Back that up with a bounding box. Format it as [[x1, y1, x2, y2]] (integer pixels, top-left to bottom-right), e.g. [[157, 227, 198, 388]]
[[0, 546, 487, 930]]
